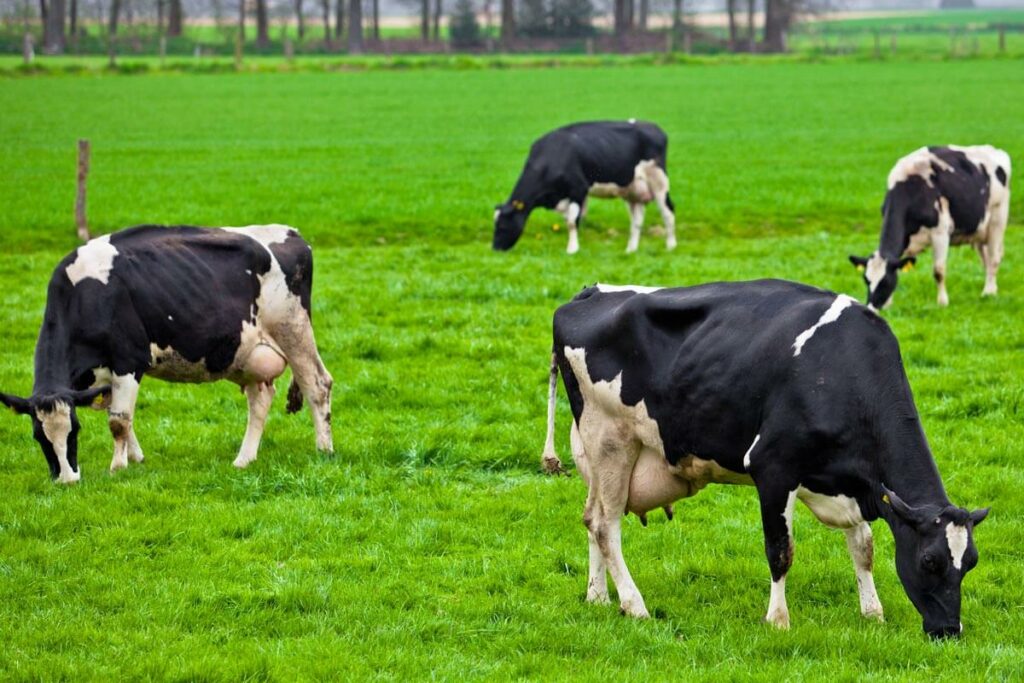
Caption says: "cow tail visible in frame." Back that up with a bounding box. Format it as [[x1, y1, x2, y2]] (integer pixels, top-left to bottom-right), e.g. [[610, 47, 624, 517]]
[[664, 192, 675, 213], [286, 377, 304, 414], [541, 350, 565, 475]]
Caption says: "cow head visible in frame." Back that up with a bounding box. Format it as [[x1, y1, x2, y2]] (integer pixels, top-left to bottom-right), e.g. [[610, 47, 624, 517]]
[[0, 387, 111, 484], [492, 200, 529, 251], [848, 253, 915, 310], [881, 485, 989, 639]]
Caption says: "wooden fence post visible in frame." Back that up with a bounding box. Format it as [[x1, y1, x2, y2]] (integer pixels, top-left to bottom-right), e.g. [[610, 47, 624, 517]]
[[999, 26, 1006, 53], [76, 140, 91, 242], [159, 36, 167, 67], [22, 32, 34, 64], [949, 27, 956, 57], [284, 37, 294, 63], [890, 32, 897, 55], [873, 29, 880, 59]]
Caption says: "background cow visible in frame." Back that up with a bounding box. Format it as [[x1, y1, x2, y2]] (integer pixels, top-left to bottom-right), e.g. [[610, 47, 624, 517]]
[[492, 120, 676, 254], [850, 145, 1011, 309], [0, 224, 334, 483], [541, 280, 988, 637]]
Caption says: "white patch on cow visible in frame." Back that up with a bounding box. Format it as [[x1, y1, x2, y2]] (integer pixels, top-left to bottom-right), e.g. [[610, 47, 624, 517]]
[[797, 487, 864, 528], [628, 118, 637, 124], [246, 269, 253, 275], [945, 522, 969, 570], [742, 433, 760, 470], [792, 295, 856, 357], [595, 283, 663, 294], [223, 224, 294, 248], [783, 488, 798, 537], [167, 315, 173, 321], [864, 251, 887, 294], [567, 202, 581, 226], [766, 576, 789, 629], [66, 234, 118, 286], [36, 401, 78, 484], [887, 147, 955, 189]]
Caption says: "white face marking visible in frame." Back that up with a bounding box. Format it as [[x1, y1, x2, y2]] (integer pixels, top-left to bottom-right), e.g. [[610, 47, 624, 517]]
[[35, 401, 78, 483], [945, 522, 969, 570], [742, 433, 760, 470], [865, 252, 887, 294], [595, 283, 663, 294], [66, 234, 119, 286], [792, 294, 856, 357]]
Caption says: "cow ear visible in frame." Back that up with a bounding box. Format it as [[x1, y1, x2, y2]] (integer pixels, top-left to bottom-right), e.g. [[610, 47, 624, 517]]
[[849, 255, 868, 272], [881, 484, 926, 525], [0, 392, 32, 415], [898, 257, 916, 273], [969, 507, 990, 527], [72, 386, 111, 410]]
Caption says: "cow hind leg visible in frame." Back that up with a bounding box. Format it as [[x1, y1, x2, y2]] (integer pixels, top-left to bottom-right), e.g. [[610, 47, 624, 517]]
[[755, 480, 797, 629], [625, 201, 645, 254], [931, 229, 951, 307], [570, 421, 609, 604], [108, 373, 141, 473], [983, 202, 1008, 296], [234, 381, 276, 468], [275, 322, 333, 453], [644, 164, 676, 251], [564, 201, 583, 255]]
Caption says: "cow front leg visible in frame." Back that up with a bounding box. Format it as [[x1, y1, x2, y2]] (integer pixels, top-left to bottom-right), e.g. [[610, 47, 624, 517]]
[[983, 202, 1008, 296], [234, 381, 276, 468], [108, 373, 140, 473], [845, 522, 884, 620], [646, 164, 676, 251], [931, 231, 951, 307], [625, 201, 645, 254], [127, 426, 145, 463], [564, 201, 582, 255], [757, 484, 797, 629]]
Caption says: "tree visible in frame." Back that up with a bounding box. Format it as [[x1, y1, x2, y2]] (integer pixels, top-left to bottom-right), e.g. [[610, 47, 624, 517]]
[[256, 0, 269, 46], [371, 0, 379, 40], [518, 0, 544, 35], [348, 0, 362, 51], [320, 0, 330, 42], [43, 0, 65, 53], [108, 0, 121, 36], [726, 0, 737, 48], [746, 0, 755, 51], [638, 0, 647, 30], [550, 0, 593, 37], [296, 0, 306, 38], [763, 0, 790, 52], [449, 0, 480, 47], [421, 0, 429, 40], [500, 0, 514, 41], [432, 0, 443, 41], [335, 0, 345, 38]]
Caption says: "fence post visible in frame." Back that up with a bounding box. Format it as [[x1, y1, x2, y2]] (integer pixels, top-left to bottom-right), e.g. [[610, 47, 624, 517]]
[[22, 32, 34, 64], [159, 36, 167, 67], [585, 37, 594, 55], [284, 37, 294, 63], [683, 28, 691, 54], [235, 31, 243, 70], [665, 30, 672, 53], [999, 25, 1006, 53], [108, 34, 117, 68], [890, 32, 897, 55], [76, 140, 91, 242], [949, 27, 956, 57], [873, 29, 880, 59]]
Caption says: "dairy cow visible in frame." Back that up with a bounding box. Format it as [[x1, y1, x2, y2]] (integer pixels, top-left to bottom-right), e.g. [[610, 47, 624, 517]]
[[541, 280, 988, 637], [0, 225, 334, 483], [493, 120, 677, 254], [850, 145, 1011, 309]]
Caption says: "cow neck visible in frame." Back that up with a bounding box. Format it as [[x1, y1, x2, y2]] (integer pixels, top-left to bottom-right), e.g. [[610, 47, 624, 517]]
[[877, 193, 909, 260], [31, 305, 74, 395]]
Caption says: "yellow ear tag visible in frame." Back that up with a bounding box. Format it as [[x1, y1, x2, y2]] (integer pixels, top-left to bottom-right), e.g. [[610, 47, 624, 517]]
[[856, 264, 866, 273], [513, 200, 525, 211], [901, 262, 914, 273], [882, 494, 890, 505], [92, 394, 106, 408]]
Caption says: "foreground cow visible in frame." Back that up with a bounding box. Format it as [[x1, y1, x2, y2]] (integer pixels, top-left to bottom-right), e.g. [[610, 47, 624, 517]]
[[850, 145, 1011, 309], [0, 225, 333, 483], [493, 120, 676, 254], [541, 280, 988, 637]]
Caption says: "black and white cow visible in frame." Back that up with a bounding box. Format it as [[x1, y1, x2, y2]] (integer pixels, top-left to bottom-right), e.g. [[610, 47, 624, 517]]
[[541, 280, 988, 638], [850, 145, 1011, 309], [0, 225, 334, 483], [493, 120, 676, 254]]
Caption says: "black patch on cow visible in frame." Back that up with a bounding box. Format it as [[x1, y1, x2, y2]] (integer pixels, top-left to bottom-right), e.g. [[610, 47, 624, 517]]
[[996, 166, 1008, 187], [268, 229, 313, 315]]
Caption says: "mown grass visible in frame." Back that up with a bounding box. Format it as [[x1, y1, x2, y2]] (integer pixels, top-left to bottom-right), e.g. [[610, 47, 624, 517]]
[[0, 60, 1022, 680]]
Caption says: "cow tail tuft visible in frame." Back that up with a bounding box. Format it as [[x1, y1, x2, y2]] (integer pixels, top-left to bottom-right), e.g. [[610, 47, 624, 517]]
[[286, 377, 304, 414], [541, 350, 565, 475]]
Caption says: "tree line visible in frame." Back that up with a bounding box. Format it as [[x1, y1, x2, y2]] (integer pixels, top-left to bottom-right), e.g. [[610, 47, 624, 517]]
[[15, 0, 819, 55]]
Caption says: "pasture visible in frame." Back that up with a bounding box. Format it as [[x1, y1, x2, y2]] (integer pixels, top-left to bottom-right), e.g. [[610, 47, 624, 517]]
[[1, 60, 1023, 679]]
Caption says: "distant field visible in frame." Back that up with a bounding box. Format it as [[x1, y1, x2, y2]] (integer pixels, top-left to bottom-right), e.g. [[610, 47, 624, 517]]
[[1, 60, 1023, 679]]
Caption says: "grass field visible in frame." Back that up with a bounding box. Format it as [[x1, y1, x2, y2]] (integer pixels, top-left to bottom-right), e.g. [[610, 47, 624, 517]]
[[1, 60, 1023, 680]]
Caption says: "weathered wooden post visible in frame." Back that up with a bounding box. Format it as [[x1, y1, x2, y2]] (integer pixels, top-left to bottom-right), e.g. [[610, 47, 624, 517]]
[[284, 37, 294, 63], [22, 32, 34, 64], [998, 25, 1006, 53], [873, 29, 880, 59], [235, 31, 244, 70], [890, 32, 897, 55], [949, 27, 956, 57], [665, 30, 673, 53], [76, 140, 91, 242], [683, 27, 691, 54], [159, 36, 167, 67], [585, 37, 594, 55]]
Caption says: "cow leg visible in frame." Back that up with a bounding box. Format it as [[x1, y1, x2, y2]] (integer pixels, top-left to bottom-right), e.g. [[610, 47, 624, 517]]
[[234, 381, 276, 468], [563, 201, 582, 255], [276, 322, 334, 453], [931, 230, 951, 307], [108, 373, 140, 473], [844, 522, 884, 620], [570, 421, 609, 604], [127, 426, 145, 463], [756, 482, 797, 629], [983, 202, 1008, 296], [647, 165, 676, 251], [625, 201, 645, 254]]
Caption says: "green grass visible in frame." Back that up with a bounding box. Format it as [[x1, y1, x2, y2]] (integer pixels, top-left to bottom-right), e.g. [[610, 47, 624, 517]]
[[0, 60, 1023, 680]]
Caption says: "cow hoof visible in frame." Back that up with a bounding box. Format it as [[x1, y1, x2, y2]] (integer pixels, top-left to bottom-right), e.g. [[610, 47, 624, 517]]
[[128, 451, 145, 464], [586, 591, 611, 606], [666, 239, 677, 251], [57, 470, 81, 485], [541, 455, 566, 476], [109, 458, 128, 473], [982, 287, 997, 297], [625, 245, 638, 255], [620, 601, 650, 619], [232, 455, 255, 469], [764, 611, 790, 630], [862, 606, 885, 622]]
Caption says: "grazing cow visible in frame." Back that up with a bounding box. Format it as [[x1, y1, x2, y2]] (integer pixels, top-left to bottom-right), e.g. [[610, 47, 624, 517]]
[[0, 225, 334, 483], [850, 145, 1011, 309], [492, 120, 677, 254], [541, 280, 988, 638]]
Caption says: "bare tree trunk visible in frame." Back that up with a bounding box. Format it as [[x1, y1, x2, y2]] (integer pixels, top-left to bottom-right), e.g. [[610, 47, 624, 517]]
[[168, 0, 183, 36], [420, 0, 429, 40], [69, 0, 77, 39], [432, 0, 442, 41], [237, 0, 245, 42], [672, 0, 681, 34], [746, 0, 755, 51], [256, 0, 268, 46], [372, 0, 379, 40], [335, 0, 344, 38], [499, 0, 513, 42], [320, 0, 330, 43], [638, 0, 648, 30], [44, 0, 65, 53], [156, 0, 164, 33], [726, 0, 737, 49], [108, 0, 120, 36], [296, 0, 305, 38], [348, 0, 362, 52], [614, 0, 625, 36], [763, 0, 788, 52]]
